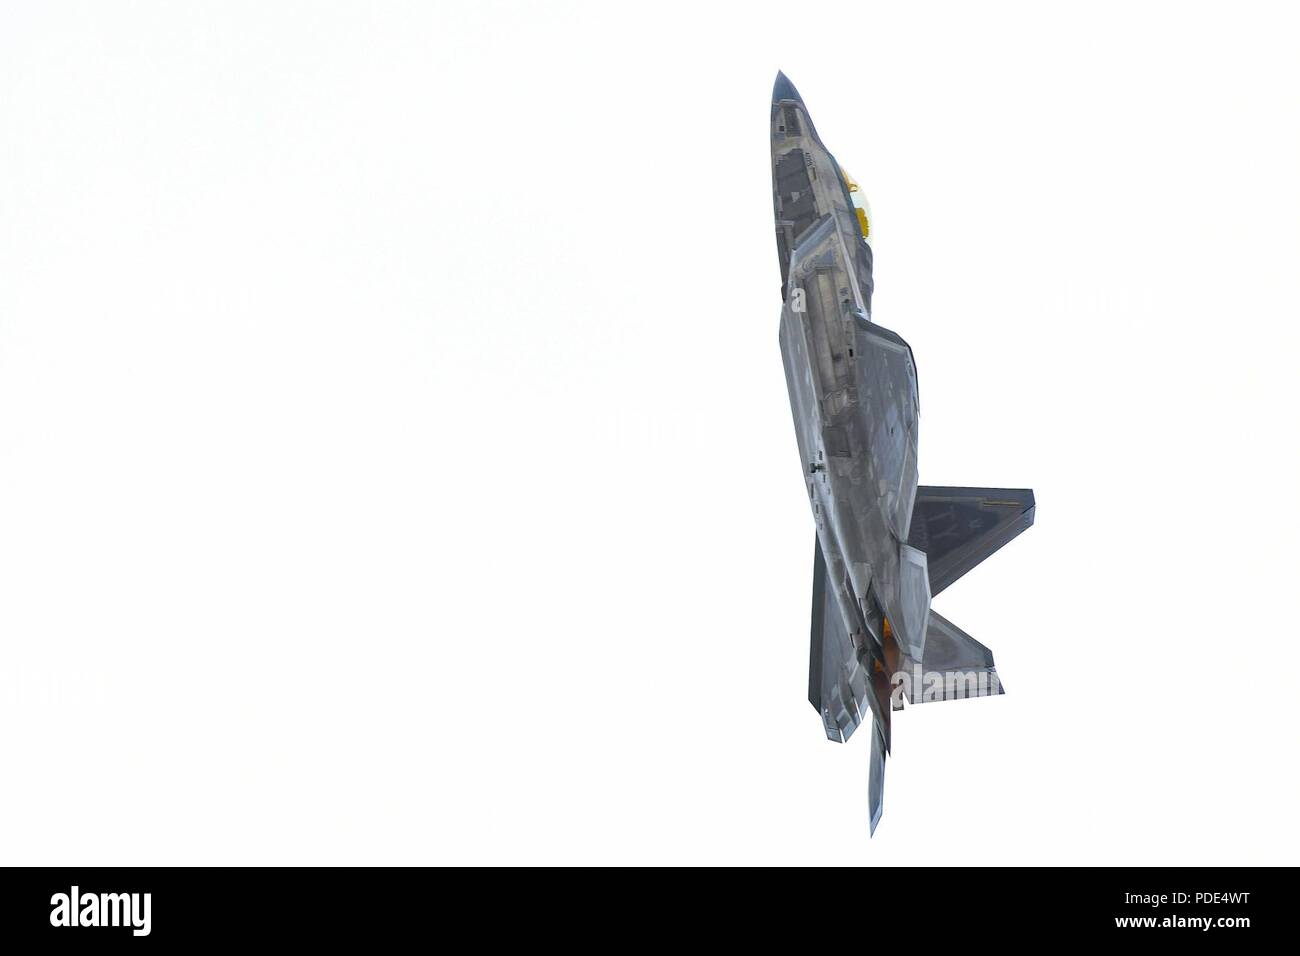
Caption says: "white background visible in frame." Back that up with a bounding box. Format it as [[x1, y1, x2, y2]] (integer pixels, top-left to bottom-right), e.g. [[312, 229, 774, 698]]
[[2, 1, 1298, 865]]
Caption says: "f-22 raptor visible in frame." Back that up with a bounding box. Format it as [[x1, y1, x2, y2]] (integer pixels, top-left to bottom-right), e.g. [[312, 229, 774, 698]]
[[772, 73, 1035, 833]]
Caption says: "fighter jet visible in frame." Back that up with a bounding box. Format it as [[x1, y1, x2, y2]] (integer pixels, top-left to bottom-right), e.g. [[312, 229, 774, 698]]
[[772, 73, 1035, 833]]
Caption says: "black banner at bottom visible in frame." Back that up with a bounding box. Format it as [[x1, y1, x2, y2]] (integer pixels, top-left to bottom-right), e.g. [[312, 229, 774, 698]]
[[0, 866, 1283, 944]]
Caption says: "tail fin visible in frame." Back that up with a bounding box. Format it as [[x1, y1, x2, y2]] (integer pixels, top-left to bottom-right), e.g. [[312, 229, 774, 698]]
[[867, 716, 885, 834], [907, 486, 1035, 596]]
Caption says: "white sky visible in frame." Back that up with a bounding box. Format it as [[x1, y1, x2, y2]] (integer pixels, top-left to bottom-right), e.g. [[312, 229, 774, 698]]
[[1, 1, 1298, 864]]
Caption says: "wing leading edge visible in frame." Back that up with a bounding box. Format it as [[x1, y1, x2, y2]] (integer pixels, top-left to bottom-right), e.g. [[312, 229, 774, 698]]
[[907, 486, 1036, 596]]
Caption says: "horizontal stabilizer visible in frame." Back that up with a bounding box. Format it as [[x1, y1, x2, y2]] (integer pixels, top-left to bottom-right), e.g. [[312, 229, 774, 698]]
[[907, 486, 1035, 596], [809, 536, 893, 747], [809, 536, 869, 743], [900, 611, 1003, 704]]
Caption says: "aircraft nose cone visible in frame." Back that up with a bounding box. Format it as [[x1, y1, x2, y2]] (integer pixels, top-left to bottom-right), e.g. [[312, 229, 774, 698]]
[[772, 71, 805, 106]]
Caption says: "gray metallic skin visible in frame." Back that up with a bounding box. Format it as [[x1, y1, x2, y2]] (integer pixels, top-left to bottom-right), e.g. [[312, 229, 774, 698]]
[[772, 74, 1035, 833]]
